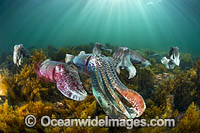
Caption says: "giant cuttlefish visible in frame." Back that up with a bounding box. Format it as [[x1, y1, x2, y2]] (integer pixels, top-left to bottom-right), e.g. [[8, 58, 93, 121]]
[[161, 47, 180, 69], [13, 44, 27, 66], [73, 53, 146, 119], [112, 47, 151, 79], [33, 45, 146, 119], [34, 59, 87, 101]]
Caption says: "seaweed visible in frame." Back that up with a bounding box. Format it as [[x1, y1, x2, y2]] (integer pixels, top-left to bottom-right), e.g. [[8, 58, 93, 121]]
[[172, 102, 200, 132], [0, 45, 200, 132]]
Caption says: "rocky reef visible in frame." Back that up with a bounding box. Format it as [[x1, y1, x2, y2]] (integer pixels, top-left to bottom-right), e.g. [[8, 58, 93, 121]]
[[0, 44, 200, 132]]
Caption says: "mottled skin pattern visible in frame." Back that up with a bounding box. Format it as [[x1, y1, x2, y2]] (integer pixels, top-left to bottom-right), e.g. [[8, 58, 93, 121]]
[[13, 44, 26, 66], [33, 45, 147, 119], [35, 59, 87, 101], [73, 54, 146, 118]]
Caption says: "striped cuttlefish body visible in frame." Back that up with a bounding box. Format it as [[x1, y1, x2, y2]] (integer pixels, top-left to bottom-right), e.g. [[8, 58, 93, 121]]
[[73, 54, 146, 119]]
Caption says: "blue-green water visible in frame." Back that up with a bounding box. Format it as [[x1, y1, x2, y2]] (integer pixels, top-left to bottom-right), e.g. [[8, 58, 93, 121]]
[[0, 0, 200, 55]]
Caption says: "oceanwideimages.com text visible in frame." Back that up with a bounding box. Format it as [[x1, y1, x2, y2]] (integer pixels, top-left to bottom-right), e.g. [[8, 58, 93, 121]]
[[25, 115, 175, 129]]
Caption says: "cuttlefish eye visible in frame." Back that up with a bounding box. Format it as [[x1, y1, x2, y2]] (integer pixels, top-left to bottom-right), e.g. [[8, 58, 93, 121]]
[[55, 65, 64, 73]]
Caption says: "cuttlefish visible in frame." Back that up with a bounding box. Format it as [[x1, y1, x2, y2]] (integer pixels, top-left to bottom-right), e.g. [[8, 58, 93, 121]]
[[73, 53, 146, 119], [112, 47, 151, 79], [13, 44, 27, 66], [33, 44, 146, 119], [34, 59, 87, 101], [161, 47, 180, 69]]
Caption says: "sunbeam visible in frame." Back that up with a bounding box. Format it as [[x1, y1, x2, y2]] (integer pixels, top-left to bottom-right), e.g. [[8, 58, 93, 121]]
[[0, 0, 200, 54]]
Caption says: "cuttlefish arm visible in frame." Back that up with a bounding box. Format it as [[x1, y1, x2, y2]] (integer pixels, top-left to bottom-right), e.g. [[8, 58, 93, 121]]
[[113, 47, 137, 79]]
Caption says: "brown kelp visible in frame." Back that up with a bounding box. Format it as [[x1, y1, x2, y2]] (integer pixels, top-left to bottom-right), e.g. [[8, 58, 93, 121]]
[[0, 44, 200, 132]]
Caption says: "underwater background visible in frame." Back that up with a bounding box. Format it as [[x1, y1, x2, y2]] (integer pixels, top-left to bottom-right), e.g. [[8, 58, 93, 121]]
[[0, 0, 200, 55], [0, 0, 200, 132]]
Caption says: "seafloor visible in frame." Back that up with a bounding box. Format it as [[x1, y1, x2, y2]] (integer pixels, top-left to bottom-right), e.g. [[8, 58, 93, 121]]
[[0, 44, 200, 132]]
